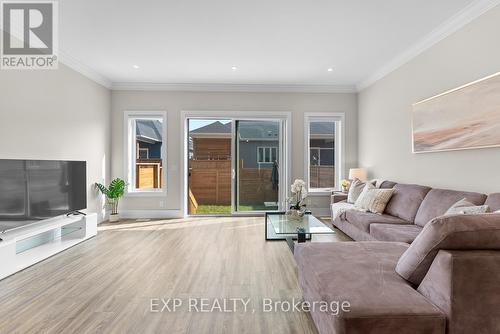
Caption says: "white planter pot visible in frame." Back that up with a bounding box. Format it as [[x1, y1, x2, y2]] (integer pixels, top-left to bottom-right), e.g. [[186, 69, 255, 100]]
[[109, 214, 120, 222], [287, 209, 305, 220]]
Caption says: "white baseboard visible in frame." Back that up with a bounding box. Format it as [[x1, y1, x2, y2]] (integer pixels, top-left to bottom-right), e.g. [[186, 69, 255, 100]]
[[120, 210, 183, 219], [119, 209, 329, 219]]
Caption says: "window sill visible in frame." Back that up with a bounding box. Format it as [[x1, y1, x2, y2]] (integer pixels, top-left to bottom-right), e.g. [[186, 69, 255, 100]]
[[308, 190, 338, 197]]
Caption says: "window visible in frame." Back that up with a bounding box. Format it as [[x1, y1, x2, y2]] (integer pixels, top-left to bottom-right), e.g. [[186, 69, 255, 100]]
[[257, 147, 278, 163], [125, 112, 166, 193], [310, 147, 334, 166], [305, 114, 343, 192], [138, 148, 149, 159]]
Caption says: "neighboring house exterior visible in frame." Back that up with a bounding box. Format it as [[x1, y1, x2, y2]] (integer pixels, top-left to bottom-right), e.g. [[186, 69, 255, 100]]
[[237, 121, 280, 169], [189, 121, 232, 161], [189, 121, 280, 168], [135, 120, 163, 189], [189, 120, 335, 169], [136, 120, 163, 160], [308, 122, 335, 188], [309, 122, 335, 167]]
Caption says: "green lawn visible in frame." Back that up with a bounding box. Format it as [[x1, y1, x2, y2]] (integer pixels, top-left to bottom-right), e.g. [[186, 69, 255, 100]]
[[196, 205, 231, 214], [195, 204, 278, 214]]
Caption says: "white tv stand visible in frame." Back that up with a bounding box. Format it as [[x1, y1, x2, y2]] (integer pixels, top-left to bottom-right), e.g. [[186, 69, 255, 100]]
[[0, 213, 97, 280]]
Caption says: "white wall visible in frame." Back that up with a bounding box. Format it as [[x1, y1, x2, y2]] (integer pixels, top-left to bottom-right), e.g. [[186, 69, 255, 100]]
[[0, 64, 112, 221], [111, 91, 358, 216], [358, 5, 500, 194]]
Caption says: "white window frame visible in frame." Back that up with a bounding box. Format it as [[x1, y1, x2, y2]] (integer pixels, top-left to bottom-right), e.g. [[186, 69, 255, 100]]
[[124, 111, 167, 196], [304, 112, 345, 194], [257, 146, 278, 164], [138, 147, 150, 160]]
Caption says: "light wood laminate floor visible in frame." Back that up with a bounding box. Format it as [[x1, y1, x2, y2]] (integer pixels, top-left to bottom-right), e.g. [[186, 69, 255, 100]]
[[0, 216, 349, 334]]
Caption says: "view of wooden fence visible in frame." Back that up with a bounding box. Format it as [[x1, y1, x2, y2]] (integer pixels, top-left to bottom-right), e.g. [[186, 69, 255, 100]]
[[189, 160, 278, 205], [309, 166, 335, 188], [189, 161, 335, 206], [136, 160, 163, 189], [189, 160, 231, 205], [237, 168, 278, 204]]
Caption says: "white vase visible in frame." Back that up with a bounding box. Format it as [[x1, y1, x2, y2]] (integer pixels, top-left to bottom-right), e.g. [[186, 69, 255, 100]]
[[288, 209, 305, 220], [109, 213, 120, 222]]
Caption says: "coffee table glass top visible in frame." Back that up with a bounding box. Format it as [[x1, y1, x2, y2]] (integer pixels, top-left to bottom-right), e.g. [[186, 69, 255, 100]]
[[267, 213, 335, 235]]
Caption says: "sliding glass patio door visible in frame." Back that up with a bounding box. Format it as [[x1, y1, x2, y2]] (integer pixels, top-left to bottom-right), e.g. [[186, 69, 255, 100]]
[[234, 120, 281, 213], [186, 116, 285, 215]]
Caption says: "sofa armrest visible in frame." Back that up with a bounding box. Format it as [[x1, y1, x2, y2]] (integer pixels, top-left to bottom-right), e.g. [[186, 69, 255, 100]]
[[331, 192, 348, 204], [417, 250, 500, 334]]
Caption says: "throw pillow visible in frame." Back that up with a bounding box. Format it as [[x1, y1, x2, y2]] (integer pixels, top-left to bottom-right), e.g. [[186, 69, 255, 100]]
[[331, 202, 356, 221], [354, 183, 394, 214], [347, 178, 365, 203], [445, 198, 490, 215]]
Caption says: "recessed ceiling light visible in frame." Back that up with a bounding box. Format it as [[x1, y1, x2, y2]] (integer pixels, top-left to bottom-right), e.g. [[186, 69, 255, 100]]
[[327, 68, 333, 72], [231, 66, 238, 71], [133, 65, 140, 69]]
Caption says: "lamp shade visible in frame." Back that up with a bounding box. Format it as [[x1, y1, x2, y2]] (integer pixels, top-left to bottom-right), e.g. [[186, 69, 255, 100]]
[[349, 168, 367, 181]]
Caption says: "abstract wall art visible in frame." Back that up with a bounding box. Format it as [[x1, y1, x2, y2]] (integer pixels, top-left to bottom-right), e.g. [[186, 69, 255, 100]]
[[412, 72, 500, 153]]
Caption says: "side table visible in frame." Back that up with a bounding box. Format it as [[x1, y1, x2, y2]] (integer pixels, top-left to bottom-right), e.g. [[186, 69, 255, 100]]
[[331, 191, 348, 204]]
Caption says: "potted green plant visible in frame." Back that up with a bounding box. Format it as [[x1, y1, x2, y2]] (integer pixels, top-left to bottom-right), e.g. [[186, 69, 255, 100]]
[[95, 178, 126, 222]]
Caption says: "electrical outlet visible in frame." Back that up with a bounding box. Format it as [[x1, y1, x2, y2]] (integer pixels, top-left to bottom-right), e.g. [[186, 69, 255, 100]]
[[159, 200, 165, 208]]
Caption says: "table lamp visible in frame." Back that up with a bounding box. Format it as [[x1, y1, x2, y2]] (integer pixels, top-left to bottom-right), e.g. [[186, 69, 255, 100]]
[[348, 168, 367, 181]]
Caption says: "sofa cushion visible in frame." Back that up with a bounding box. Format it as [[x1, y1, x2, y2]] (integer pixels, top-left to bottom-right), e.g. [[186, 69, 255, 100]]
[[396, 213, 500, 286], [414, 188, 487, 227], [331, 201, 355, 221], [344, 210, 410, 233], [385, 183, 431, 222], [370, 223, 423, 244], [333, 214, 375, 241], [485, 193, 500, 212], [354, 183, 394, 214], [380, 180, 397, 189], [295, 242, 446, 334]]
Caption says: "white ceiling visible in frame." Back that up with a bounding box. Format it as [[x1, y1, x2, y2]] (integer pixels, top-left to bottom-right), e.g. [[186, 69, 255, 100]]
[[58, 0, 495, 90]]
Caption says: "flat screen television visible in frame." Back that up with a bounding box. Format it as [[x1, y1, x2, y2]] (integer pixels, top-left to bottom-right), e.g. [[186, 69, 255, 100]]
[[0, 159, 87, 233]]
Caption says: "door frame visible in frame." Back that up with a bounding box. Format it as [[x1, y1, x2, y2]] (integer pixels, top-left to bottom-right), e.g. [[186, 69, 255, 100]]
[[181, 111, 292, 217]]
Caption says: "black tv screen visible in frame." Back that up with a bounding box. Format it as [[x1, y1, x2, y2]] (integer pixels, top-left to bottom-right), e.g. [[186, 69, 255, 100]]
[[0, 159, 87, 232]]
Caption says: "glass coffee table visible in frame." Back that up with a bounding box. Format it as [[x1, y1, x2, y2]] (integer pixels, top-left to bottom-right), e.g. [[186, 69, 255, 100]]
[[265, 212, 335, 252]]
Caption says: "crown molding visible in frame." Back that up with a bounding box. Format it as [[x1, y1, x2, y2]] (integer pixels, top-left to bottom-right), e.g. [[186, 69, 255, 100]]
[[111, 82, 357, 93], [59, 51, 112, 89], [357, 0, 500, 91]]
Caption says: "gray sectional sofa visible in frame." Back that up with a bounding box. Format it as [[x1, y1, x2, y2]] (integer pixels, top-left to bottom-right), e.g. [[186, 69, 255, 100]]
[[295, 181, 500, 334], [332, 181, 500, 243]]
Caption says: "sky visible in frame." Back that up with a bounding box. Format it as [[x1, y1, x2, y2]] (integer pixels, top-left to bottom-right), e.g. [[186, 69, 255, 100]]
[[189, 119, 231, 131]]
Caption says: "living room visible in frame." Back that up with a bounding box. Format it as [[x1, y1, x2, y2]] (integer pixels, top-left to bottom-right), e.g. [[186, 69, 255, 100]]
[[1, 1, 500, 333]]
